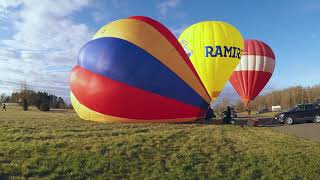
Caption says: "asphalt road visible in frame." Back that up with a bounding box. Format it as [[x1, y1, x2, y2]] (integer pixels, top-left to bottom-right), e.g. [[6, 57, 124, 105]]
[[273, 123, 320, 142], [196, 115, 320, 143]]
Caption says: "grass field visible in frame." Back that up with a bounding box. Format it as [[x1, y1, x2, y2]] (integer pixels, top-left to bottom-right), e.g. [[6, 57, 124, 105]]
[[1, 106, 320, 179], [237, 111, 278, 118]]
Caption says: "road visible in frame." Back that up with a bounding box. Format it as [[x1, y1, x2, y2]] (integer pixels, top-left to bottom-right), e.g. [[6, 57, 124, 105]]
[[197, 114, 320, 143], [237, 114, 320, 143], [273, 123, 320, 142]]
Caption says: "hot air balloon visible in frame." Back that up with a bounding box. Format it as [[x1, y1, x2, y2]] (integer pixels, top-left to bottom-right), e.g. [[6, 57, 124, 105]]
[[69, 16, 211, 123], [178, 21, 244, 102], [229, 39, 275, 108]]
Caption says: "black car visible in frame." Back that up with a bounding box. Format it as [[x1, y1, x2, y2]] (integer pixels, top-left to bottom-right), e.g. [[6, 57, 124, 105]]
[[275, 104, 320, 125]]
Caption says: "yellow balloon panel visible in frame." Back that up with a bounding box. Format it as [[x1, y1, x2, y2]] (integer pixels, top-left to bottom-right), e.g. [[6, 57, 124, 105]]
[[179, 21, 244, 101]]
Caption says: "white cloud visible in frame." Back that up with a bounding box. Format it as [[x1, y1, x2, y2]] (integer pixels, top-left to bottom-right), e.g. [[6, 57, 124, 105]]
[[0, 0, 22, 8], [2, 0, 91, 51], [0, 0, 21, 23], [158, 0, 181, 18], [0, 48, 18, 60], [0, 0, 94, 103]]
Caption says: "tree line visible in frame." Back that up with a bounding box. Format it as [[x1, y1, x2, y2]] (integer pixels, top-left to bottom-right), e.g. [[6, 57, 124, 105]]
[[233, 85, 320, 112], [1, 83, 67, 111]]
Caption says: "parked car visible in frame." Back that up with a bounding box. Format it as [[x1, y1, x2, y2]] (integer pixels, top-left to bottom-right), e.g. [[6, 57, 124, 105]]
[[274, 103, 320, 125], [256, 108, 270, 114]]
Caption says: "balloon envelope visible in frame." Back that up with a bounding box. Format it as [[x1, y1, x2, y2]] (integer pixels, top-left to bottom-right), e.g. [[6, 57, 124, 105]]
[[69, 16, 210, 123], [229, 39, 275, 107], [178, 21, 244, 101]]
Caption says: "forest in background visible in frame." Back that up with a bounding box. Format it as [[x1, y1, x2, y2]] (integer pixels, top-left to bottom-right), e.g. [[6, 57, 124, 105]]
[[215, 85, 320, 113], [0, 82, 67, 111], [2, 83, 320, 113]]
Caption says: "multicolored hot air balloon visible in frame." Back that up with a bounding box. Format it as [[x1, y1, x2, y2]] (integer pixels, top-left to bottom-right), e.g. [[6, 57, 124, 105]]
[[229, 39, 275, 108], [69, 16, 211, 123], [178, 21, 244, 102]]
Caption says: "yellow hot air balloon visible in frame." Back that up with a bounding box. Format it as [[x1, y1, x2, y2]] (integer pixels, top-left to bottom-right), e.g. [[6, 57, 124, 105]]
[[179, 21, 244, 102]]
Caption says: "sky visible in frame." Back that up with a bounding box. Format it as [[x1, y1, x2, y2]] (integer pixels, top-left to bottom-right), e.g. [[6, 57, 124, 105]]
[[0, 0, 320, 104]]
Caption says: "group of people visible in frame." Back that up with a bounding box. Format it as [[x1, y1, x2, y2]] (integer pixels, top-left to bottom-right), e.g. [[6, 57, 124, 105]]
[[205, 106, 234, 124], [222, 106, 235, 124]]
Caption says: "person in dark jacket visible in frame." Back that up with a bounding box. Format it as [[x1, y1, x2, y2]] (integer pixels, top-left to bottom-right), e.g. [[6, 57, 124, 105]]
[[2, 103, 6, 111], [205, 107, 216, 120], [222, 106, 232, 124]]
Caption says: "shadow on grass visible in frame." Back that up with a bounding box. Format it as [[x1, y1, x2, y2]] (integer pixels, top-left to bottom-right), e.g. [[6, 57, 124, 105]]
[[46, 109, 73, 113], [184, 118, 248, 125], [183, 117, 286, 128]]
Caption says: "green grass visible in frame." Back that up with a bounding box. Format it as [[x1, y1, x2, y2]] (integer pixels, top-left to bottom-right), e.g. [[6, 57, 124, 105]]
[[238, 111, 278, 118], [259, 111, 278, 117], [0, 106, 320, 179]]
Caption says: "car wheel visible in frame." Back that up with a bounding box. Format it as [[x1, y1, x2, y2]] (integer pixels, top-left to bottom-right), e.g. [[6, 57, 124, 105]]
[[285, 117, 294, 125], [314, 115, 320, 123]]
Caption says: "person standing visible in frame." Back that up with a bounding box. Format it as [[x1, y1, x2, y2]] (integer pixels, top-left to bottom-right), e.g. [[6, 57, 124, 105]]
[[2, 103, 6, 111]]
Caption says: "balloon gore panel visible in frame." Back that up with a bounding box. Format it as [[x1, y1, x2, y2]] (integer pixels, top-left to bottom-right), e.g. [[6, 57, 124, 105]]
[[230, 39, 275, 107], [70, 16, 210, 122]]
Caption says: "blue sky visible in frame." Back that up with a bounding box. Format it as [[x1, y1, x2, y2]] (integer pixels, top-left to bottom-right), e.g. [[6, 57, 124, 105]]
[[0, 0, 319, 103]]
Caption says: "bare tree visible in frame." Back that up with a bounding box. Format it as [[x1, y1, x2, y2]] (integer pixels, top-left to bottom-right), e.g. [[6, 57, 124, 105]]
[[235, 84, 320, 111], [18, 81, 31, 111], [214, 97, 231, 115]]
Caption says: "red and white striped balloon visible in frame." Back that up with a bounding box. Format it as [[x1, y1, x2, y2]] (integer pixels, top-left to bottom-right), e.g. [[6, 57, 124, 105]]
[[230, 39, 275, 107]]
